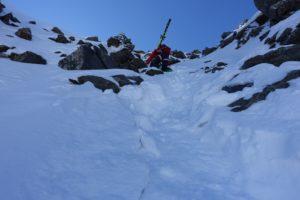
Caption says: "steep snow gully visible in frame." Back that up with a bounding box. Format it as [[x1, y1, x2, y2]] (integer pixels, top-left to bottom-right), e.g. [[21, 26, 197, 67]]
[[1, 1, 300, 200]]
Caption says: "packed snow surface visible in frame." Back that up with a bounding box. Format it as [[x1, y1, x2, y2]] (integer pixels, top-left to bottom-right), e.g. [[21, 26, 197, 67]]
[[1, 2, 300, 200]]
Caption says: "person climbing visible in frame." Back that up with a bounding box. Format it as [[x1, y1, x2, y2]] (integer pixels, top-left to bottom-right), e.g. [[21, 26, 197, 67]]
[[146, 44, 172, 72]]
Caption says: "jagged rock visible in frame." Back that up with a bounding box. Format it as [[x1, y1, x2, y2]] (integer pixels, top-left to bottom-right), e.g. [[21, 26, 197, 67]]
[[192, 49, 201, 54], [168, 57, 181, 65], [0, 45, 10, 53], [172, 50, 186, 59], [77, 40, 86, 45], [110, 48, 135, 67], [69, 36, 75, 41], [51, 27, 64, 35], [29, 21, 36, 25], [127, 58, 147, 72], [222, 82, 254, 93], [0, 13, 20, 26], [0, 2, 6, 13], [277, 28, 293, 44], [205, 62, 228, 73], [220, 34, 235, 48], [54, 51, 61, 54], [107, 34, 135, 51], [60, 54, 67, 57], [255, 13, 269, 25], [107, 37, 121, 48], [241, 45, 300, 69], [49, 34, 70, 44], [229, 70, 300, 112], [112, 75, 143, 87], [145, 69, 164, 76], [59, 44, 110, 70], [188, 53, 200, 59], [254, 0, 300, 21], [69, 75, 120, 93], [264, 32, 278, 48], [202, 47, 218, 56], [15, 28, 32, 41], [285, 27, 300, 44], [85, 36, 99, 42], [249, 26, 264, 37], [9, 51, 47, 65], [221, 31, 232, 39], [259, 31, 270, 41]]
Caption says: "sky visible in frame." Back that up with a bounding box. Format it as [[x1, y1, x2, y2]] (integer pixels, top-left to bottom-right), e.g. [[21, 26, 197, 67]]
[[7, 0, 257, 52]]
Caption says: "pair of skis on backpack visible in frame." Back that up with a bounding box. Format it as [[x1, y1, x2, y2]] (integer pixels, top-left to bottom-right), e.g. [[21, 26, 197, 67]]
[[146, 19, 173, 73]]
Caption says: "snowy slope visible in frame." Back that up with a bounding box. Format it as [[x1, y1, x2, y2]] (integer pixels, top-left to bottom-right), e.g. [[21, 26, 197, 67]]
[[1, 1, 300, 200]]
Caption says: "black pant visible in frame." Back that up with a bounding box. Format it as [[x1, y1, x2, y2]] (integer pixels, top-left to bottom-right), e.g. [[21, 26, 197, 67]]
[[150, 56, 170, 71]]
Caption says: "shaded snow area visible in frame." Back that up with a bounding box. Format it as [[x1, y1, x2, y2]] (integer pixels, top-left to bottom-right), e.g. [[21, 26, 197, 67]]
[[1, 2, 300, 200]]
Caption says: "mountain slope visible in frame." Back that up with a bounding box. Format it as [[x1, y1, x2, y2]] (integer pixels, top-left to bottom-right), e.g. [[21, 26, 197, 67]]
[[1, 1, 300, 200]]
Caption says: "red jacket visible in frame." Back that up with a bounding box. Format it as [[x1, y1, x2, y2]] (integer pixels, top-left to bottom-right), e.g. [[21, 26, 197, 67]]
[[146, 45, 171, 65]]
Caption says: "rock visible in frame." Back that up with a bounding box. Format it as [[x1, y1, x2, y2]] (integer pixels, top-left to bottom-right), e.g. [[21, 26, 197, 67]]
[[9, 51, 47, 65], [229, 70, 300, 112], [60, 54, 67, 57], [43, 28, 49, 32], [220, 34, 235, 48], [168, 57, 181, 65], [85, 36, 99, 42], [108, 33, 135, 51], [255, 13, 269, 25], [172, 50, 186, 59], [59, 44, 110, 70], [0, 13, 20, 26], [51, 27, 64, 35], [127, 58, 147, 72], [276, 28, 293, 44], [286, 27, 300, 44], [6, 35, 14, 38], [77, 40, 86, 45], [192, 49, 201, 54], [112, 75, 143, 87], [0, 45, 10, 53], [49, 34, 70, 44], [107, 37, 121, 48], [69, 36, 75, 41], [205, 62, 228, 73], [69, 75, 120, 93], [110, 48, 135, 68], [241, 45, 300, 69], [249, 26, 264, 37], [264, 32, 278, 48], [15, 28, 32, 41], [221, 31, 232, 39], [54, 51, 62, 54], [188, 53, 200, 59], [29, 21, 36, 25], [222, 82, 254, 93], [202, 47, 218, 56], [0, 2, 6, 13], [254, 0, 300, 21], [145, 69, 164, 76], [259, 31, 270, 41]]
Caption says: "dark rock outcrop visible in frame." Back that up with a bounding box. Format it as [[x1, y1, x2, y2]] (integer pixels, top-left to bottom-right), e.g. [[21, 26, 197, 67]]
[[145, 69, 164, 76], [49, 34, 70, 44], [221, 31, 232, 39], [59, 44, 112, 70], [29, 21, 36, 25], [15, 28, 32, 41], [69, 36, 75, 41], [107, 34, 135, 51], [9, 51, 47, 65], [0, 2, 5, 13], [172, 50, 186, 59], [0, 45, 10, 53], [112, 75, 143, 87], [85, 36, 99, 42], [0, 13, 20, 26], [107, 37, 121, 48], [254, 0, 300, 21], [277, 26, 300, 45], [222, 82, 254, 93], [229, 70, 300, 112], [241, 45, 300, 69], [51, 27, 64, 35], [205, 62, 228, 73], [69, 76, 120, 93], [202, 47, 218, 56]]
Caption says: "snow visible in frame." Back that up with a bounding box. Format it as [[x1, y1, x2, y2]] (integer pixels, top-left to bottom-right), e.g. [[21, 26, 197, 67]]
[[1, 2, 300, 200]]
